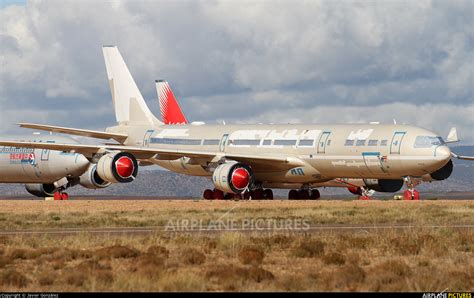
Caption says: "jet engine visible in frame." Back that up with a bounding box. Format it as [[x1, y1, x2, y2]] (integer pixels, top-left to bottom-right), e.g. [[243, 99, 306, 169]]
[[429, 159, 453, 181], [212, 161, 254, 194], [363, 179, 404, 193], [79, 164, 112, 189], [96, 152, 138, 183], [25, 183, 56, 197]]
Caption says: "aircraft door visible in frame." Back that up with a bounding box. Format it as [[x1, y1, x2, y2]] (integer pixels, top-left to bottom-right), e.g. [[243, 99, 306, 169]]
[[390, 132, 406, 154], [219, 134, 229, 152], [362, 152, 387, 175], [41, 149, 50, 161], [143, 130, 154, 146], [317, 132, 330, 154]]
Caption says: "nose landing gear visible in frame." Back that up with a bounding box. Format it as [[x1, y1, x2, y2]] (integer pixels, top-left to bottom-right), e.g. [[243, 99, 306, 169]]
[[53, 189, 69, 200], [403, 177, 421, 200]]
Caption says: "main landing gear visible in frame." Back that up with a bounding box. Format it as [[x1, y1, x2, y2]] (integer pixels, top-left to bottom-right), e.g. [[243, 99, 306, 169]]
[[53, 189, 69, 200], [403, 177, 420, 200], [288, 188, 320, 200], [347, 186, 375, 200], [202, 188, 274, 200]]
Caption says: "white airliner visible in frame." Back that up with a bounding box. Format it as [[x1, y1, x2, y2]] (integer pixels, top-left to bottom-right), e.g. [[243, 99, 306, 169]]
[[155, 79, 471, 200], [1, 46, 472, 201], [0, 135, 111, 199]]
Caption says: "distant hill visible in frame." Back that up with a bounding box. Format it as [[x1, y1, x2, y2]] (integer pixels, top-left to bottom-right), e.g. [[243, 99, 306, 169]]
[[1, 145, 472, 198]]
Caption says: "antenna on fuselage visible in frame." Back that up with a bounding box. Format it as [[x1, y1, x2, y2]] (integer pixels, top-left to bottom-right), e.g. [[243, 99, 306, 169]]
[[393, 119, 397, 125]]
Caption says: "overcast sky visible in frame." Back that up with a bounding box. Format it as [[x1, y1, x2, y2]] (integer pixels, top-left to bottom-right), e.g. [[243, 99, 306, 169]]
[[0, 0, 473, 143]]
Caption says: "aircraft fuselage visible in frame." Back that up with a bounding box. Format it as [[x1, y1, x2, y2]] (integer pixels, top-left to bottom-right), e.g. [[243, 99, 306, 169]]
[[112, 123, 452, 185]]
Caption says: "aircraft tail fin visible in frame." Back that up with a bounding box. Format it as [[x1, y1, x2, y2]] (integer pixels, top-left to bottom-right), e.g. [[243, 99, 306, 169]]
[[102, 46, 162, 126], [155, 80, 188, 125], [445, 127, 459, 143]]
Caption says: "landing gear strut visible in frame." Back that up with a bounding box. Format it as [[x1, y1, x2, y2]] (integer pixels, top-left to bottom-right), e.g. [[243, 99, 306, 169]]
[[358, 187, 375, 200], [403, 177, 420, 200]]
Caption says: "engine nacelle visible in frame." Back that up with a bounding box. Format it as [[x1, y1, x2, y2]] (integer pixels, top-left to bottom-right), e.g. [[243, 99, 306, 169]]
[[429, 159, 453, 181], [212, 162, 253, 194], [79, 164, 112, 189], [96, 152, 138, 183], [25, 183, 56, 197], [363, 179, 404, 193]]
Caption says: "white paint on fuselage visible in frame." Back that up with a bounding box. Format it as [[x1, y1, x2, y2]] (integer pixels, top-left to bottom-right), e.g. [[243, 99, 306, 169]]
[[0, 135, 89, 183], [134, 123, 451, 185]]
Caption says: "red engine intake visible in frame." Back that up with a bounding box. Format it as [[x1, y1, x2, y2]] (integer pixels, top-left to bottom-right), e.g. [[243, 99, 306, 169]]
[[212, 162, 254, 194], [96, 152, 138, 183]]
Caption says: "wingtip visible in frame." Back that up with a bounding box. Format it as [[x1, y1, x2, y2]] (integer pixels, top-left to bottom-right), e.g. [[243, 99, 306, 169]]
[[102, 45, 117, 48], [155, 79, 165, 83]]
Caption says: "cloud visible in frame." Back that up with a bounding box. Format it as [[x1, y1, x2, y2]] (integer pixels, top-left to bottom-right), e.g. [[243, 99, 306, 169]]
[[0, 0, 472, 142]]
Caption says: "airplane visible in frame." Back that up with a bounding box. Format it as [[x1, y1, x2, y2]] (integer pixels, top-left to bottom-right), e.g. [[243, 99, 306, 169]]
[[0, 45, 472, 202], [155, 80, 469, 200], [0, 134, 111, 199]]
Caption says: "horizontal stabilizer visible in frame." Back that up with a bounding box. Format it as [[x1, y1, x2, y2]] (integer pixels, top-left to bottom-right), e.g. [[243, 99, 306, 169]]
[[18, 123, 128, 143]]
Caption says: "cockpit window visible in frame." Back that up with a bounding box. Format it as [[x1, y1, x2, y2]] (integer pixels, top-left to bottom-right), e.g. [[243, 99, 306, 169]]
[[414, 136, 445, 148]]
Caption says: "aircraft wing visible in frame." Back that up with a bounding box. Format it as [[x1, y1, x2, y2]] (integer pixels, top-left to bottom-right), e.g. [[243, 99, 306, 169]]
[[0, 141, 300, 170], [451, 152, 474, 161], [18, 123, 128, 143]]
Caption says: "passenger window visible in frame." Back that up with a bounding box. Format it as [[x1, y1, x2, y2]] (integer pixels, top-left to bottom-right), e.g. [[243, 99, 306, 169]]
[[368, 140, 378, 146], [274, 139, 297, 146], [356, 140, 366, 146], [344, 139, 354, 146], [262, 139, 272, 146], [232, 139, 261, 146], [298, 139, 314, 146], [380, 140, 388, 146]]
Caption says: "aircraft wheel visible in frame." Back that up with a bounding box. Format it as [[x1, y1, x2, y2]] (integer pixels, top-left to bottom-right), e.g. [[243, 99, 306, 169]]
[[263, 189, 273, 200], [358, 195, 371, 200], [61, 193, 69, 200], [252, 189, 264, 200], [203, 189, 214, 200], [310, 189, 320, 200], [213, 189, 224, 200], [288, 189, 298, 200], [224, 193, 235, 200], [243, 191, 251, 200], [53, 192, 62, 200], [297, 189, 310, 200]]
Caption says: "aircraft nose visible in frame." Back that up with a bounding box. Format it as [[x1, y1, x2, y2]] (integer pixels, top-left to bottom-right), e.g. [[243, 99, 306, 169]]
[[436, 145, 451, 161]]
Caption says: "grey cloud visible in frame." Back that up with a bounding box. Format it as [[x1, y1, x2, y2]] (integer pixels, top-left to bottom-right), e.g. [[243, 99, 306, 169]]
[[0, 0, 472, 143]]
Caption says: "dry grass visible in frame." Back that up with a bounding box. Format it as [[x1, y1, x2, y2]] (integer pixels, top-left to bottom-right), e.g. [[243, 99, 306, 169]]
[[0, 200, 472, 230], [238, 246, 265, 265], [0, 200, 472, 291]]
